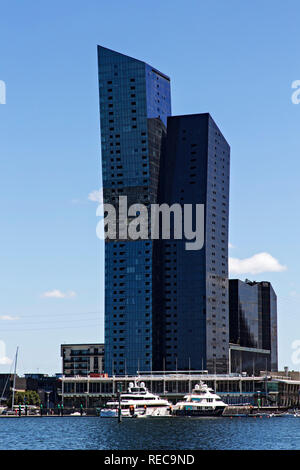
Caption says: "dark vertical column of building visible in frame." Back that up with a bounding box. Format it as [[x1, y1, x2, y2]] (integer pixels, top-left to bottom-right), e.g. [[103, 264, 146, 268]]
[[156, 113, 230, 373], [239, 280, 259, 348], [269, 284, 278, 371], [229, 279, 239, 344], [206, 115, 230, 374], [98, 46, 171, 376], [259, 282, 278, 371], [229, 279, 260, 373]]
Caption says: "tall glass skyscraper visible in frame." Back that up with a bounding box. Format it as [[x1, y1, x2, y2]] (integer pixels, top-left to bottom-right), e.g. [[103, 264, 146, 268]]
[[98, 46, 171, 375], [98, 47, 231, 375], [156, 114, 230, 373]]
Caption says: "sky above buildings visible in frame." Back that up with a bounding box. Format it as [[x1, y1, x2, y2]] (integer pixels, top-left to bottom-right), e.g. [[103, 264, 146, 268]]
[[0, 0, 300, 374]]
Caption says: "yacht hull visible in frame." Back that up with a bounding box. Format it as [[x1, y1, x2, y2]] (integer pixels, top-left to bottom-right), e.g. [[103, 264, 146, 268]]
[[173, 407, 225, 417], [100, 407, 171, 418]]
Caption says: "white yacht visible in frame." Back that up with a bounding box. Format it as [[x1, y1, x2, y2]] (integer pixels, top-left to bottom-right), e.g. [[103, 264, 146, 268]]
[[172, 381, 228, 417], [100, 381, 172, 418]]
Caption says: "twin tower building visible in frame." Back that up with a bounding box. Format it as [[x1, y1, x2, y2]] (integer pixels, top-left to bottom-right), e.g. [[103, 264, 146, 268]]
[[99, 46, 233, 376]]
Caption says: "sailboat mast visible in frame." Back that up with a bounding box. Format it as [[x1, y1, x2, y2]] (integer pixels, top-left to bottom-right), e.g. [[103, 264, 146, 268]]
[[11, 347, 19, 410]]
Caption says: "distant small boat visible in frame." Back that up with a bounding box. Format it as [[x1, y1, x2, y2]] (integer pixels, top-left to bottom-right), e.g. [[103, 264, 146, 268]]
[[268, 413, 285, 418]]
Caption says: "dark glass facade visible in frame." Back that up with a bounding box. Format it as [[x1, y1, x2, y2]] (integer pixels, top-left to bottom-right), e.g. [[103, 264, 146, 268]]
[[155, 114, 230, 373], [229, 280, 260, 348], [98, 48, 231, 376], [229, 279, 278, 374], [98, 46, 171, 375]]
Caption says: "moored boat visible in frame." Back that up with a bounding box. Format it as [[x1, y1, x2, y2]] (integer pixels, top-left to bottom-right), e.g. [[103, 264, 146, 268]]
[[100, 381, 172, 418], [172, 381, 227, 417]]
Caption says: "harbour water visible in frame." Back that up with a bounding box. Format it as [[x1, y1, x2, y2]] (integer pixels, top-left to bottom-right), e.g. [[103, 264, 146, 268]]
[[0, 415, 299, 450]]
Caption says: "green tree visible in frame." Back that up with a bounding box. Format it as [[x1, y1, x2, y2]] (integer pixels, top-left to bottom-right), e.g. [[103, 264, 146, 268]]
[[7, 390, 41, 407]]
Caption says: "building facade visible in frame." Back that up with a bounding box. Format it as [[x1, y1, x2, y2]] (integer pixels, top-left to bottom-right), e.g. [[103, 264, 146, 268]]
[[98, 47, 231, 375], [98, 46, 171, 375], [59, 372, 300, 409], [0, 374, 12, 402], [155, 114, 230, 373], [61, 344, 104, 377], [229, 279, 278, 374]]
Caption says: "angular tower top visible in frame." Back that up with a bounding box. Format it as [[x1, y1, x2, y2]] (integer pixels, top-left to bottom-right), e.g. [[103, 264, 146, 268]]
[[97, 45, 170, 81]]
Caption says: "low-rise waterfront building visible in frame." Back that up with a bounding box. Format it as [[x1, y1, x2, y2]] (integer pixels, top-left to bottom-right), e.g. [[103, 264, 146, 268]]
[[22, 374, 61, 407], [0, 374, 13, 402], [0, 373, 61, 408], [3, 370, 300, 410], [61, 343, 104, 376], [58, 371, 300, 409]]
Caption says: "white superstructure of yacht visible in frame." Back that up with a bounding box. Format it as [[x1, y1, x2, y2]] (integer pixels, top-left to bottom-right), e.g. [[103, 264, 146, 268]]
[[100, 381, 172, 418], [172, 381, 227, 416]]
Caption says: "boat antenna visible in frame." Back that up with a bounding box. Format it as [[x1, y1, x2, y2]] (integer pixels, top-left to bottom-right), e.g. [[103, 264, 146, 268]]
[[11, 347, 19, 410]]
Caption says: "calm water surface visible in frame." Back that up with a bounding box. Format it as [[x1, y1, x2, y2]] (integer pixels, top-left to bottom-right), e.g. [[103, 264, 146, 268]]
[[0, 416, 299, 450]]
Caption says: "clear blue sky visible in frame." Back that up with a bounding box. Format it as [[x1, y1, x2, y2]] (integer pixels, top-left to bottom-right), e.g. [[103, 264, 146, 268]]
[[0, 0, 299, 374]]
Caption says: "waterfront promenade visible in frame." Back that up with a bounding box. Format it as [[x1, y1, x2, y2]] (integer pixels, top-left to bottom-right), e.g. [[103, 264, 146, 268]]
[[59, 372, 300, 409]]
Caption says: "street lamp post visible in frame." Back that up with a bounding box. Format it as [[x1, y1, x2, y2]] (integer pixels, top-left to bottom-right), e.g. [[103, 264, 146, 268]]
[[45, 391, 51, 416], [84, 391, 89, 411]]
